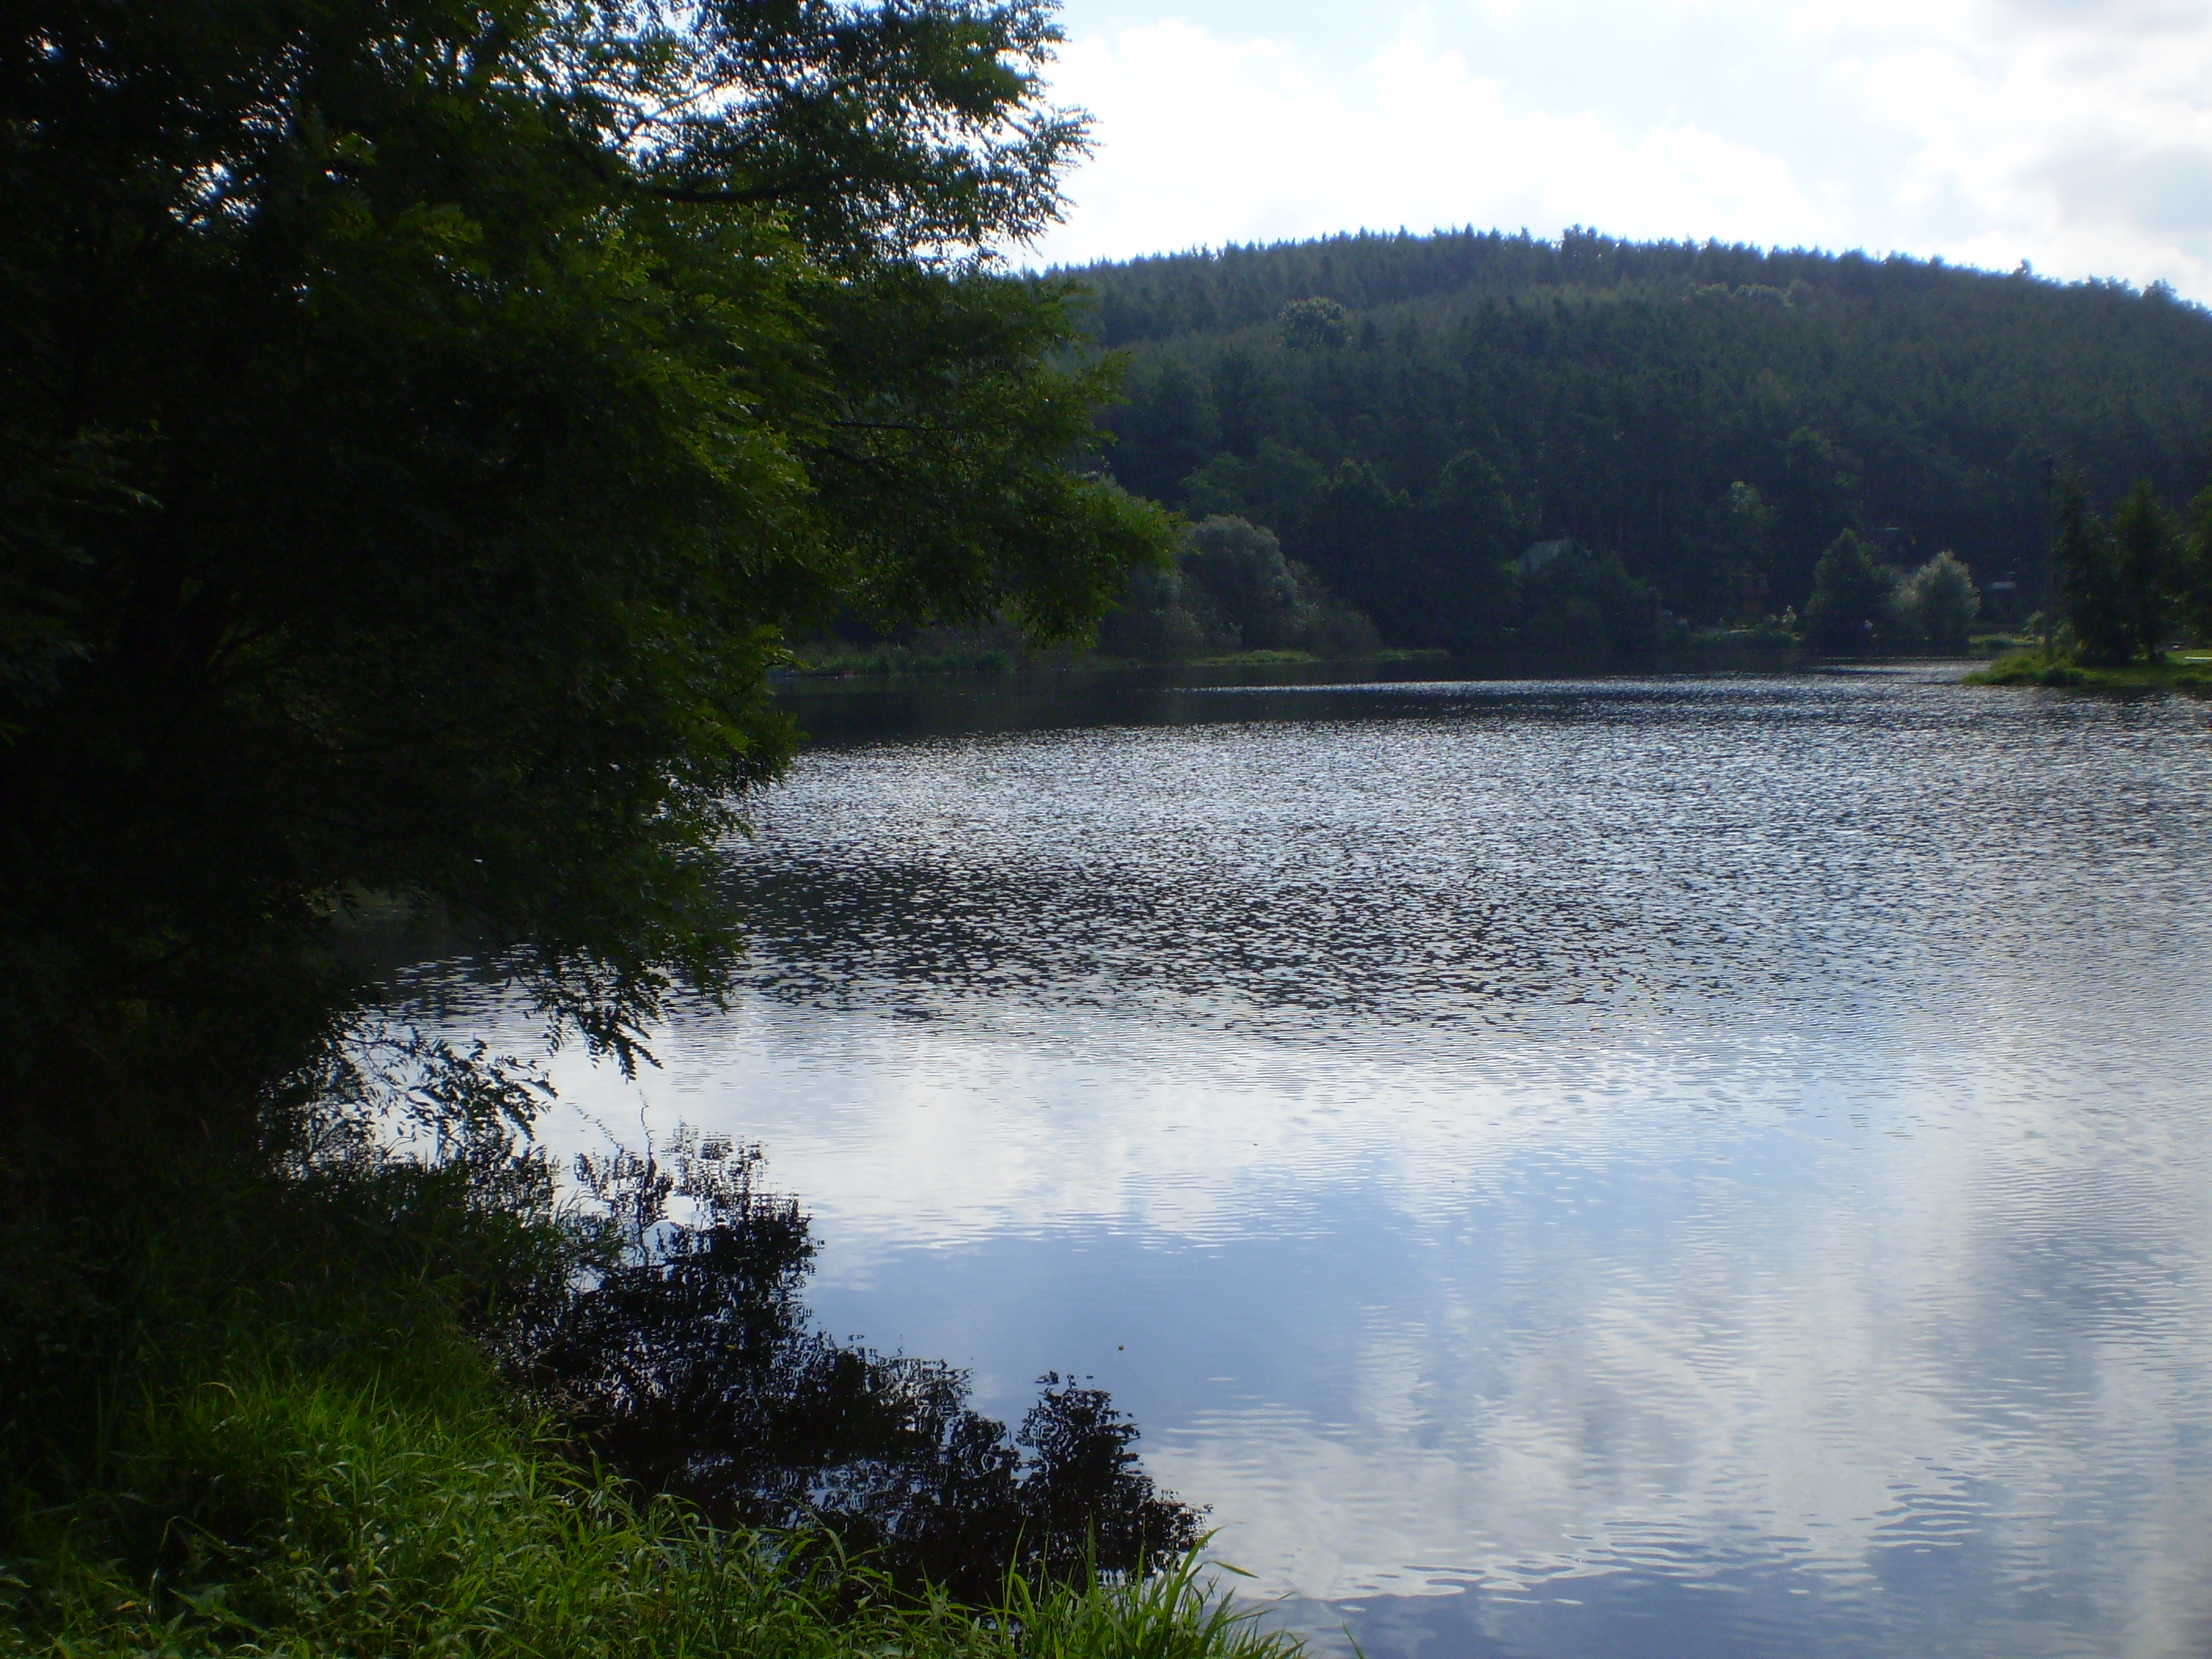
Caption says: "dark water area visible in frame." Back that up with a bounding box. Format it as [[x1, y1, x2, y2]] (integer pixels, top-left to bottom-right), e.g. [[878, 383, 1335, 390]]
[[422, 664, 2212, 1657], [769, 646, 1800, 749]]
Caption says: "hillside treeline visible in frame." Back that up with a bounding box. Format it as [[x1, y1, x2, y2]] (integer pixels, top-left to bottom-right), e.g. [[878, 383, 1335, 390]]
[[1070, 229, 2212, 652]]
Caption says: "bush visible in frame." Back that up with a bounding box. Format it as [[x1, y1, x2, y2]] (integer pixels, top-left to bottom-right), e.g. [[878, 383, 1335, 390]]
[[537, 1135, 1205, 1602]]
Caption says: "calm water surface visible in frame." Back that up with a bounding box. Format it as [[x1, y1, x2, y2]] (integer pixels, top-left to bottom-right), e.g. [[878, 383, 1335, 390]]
[[426, 667, 2212, 1657]]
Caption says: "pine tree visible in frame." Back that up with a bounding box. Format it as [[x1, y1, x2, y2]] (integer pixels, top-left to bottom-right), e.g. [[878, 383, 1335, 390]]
[[2050, 477, 2131, 661], [2111, 481, 2176, 658]]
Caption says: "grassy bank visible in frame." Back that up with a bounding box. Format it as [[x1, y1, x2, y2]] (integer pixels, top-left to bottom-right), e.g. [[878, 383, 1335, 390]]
[[0, 1158, 1298, 1659], [1962, 650, 2212, 690]]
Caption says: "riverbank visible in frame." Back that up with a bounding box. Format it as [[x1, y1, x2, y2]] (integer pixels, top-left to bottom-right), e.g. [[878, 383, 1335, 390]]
[[1963, 650, 2212, 690], [778, 642, 1799, 694], [786, 625, 2060, 686], [0, 1154, 1295, 1659], [785, 642, 1453, 677]]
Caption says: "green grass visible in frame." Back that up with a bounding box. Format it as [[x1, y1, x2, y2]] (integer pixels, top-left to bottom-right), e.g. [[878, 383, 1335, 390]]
[[1962, 650, 2212, 691], [0, 1163, 1302, 1659]]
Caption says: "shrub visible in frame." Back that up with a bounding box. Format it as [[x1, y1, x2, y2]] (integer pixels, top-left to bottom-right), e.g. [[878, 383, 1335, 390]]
[[0, 1129, 1247, 1657]]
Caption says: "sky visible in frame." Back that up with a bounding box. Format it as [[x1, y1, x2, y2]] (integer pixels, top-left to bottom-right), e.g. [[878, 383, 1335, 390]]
[[1022, 0, 2212, 300]]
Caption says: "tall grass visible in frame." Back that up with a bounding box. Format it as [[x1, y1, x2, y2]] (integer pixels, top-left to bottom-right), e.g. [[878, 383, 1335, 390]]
[[0, 1161, 1301, 1658]]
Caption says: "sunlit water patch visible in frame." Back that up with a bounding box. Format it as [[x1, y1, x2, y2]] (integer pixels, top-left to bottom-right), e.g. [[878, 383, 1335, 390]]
[[416, 668, 2212, 1657]]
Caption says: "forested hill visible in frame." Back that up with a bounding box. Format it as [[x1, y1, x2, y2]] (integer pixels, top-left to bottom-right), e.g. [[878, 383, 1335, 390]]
[[1061, 229, 2212, 649]]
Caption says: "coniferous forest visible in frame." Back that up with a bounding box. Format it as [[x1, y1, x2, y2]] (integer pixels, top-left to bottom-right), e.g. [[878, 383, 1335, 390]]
[[1063, 229, 2212, 654]]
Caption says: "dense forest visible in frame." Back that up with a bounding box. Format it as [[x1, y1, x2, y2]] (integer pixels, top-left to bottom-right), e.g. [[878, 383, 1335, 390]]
[[1067, 229, 2212, 652]]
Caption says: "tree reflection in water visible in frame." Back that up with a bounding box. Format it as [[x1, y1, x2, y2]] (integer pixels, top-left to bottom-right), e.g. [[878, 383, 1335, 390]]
[[527, 1130, 1202, 1601]]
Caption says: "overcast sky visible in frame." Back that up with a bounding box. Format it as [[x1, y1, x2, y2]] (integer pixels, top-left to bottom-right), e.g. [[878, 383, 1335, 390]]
[[1024, 0, 2212, 299]]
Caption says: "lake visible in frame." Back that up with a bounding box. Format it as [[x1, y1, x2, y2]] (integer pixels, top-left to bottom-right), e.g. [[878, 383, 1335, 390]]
[[418, 664, 2212, 1658]]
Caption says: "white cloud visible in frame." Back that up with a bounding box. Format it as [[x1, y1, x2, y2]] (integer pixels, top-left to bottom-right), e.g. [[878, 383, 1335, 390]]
[[1027, 0, 2212, 298], [1032, 20, 1826, 265], [1818, 0, 2212, 290]]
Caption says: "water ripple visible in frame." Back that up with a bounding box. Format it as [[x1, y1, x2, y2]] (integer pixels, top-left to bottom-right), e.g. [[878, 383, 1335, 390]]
[[419, 670, 2212, 1659]]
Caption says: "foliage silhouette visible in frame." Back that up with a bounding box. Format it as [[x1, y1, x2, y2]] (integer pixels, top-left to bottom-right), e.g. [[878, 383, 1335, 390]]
[[532, 1130, 1204, 1601], [0, 1118, 1256, 1656], [0, 0, 1174, 1158]]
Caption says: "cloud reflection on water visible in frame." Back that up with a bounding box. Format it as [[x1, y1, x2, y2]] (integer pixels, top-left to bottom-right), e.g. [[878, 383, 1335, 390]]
[[424, 673, 2212, 1656]]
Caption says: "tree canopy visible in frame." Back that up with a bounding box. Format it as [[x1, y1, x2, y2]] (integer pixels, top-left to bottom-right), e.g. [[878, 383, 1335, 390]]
[[0, 0, 1173, 1151]]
